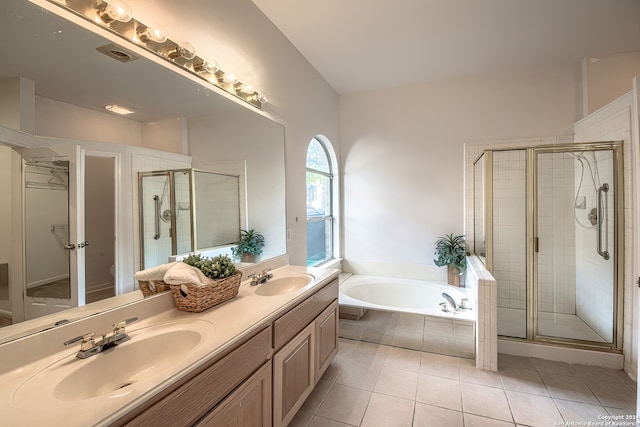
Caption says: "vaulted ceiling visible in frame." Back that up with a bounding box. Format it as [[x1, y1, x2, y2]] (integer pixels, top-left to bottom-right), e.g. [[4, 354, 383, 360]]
[[252, 0, 640, 94]]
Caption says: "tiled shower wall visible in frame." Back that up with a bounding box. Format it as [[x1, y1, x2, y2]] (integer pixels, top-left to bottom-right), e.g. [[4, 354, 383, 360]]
[[492, 150, 526, 311], [132, 152, 191, 271], [536, 153, 577, 315], [574, 94, 634, 372], [574, 150, 615, 342]]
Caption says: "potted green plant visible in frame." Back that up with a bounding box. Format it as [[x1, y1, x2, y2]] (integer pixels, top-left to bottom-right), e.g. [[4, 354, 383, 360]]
[[433, 233, 467, 287], [231, 229, 265, 263]]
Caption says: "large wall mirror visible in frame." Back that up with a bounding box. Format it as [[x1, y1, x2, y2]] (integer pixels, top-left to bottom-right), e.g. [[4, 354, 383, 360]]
[[0, 0, 286, 343]]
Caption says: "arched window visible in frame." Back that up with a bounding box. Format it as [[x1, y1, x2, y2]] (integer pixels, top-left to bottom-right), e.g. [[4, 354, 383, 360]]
[[306, 137, 337, 266]]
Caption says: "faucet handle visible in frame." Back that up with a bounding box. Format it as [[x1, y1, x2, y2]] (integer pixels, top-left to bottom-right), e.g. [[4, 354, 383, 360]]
[[113, 317, 138, 334], [64, 332, 96, 350]]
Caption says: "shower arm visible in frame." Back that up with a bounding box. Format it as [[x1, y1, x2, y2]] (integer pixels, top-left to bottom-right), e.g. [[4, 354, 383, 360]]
[[596, 183, 610, 261], [153, 195, 161, 240]]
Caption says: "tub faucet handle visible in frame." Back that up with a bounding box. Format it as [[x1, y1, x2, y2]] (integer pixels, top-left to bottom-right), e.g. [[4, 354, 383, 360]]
[[460, 298, 470, 309]]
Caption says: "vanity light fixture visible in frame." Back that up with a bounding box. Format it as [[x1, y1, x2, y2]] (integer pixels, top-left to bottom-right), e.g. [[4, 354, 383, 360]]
[[46, 0, 268, 109], [137, 26, 168, 44], [167, 42, 196, 61], [105, 104, 136, 115], [194, 58, 219, 74], [97, 0, 133, 24]]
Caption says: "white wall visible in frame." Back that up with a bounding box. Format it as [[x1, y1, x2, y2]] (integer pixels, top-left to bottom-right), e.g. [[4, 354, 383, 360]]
[[122, 0, 341, 266], [574, 93, 635, 375], [36, 97, 142, 147], [584, 53, 640, 115], [340, 62, 579, 280]]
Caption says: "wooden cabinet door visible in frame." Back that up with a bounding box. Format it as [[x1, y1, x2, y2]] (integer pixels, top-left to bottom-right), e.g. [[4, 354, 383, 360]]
[[197, 362, 272, 427], [315, 300, 338, 382], [273, 322, 315, 427]]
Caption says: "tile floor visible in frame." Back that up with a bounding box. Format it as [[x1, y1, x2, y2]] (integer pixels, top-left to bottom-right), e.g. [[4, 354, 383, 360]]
[[291, 338, 637, 427]]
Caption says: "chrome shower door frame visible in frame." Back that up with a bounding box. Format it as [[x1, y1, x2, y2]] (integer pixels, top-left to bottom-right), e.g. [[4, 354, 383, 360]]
[[528, 142, 624, 352]]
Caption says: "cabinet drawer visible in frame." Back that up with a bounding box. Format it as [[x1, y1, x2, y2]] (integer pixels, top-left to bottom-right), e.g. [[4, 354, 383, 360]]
[[122, 326, 272, 427], [273, 278, 338, 351]]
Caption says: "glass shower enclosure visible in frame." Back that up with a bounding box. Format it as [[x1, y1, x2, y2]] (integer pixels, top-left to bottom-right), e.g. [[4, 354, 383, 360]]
[[473, 142, 623, 351], [139, 169, 241, 269]]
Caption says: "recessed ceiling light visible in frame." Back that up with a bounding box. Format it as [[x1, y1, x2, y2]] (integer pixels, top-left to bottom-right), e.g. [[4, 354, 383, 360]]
[[105, 104, 136, 115]]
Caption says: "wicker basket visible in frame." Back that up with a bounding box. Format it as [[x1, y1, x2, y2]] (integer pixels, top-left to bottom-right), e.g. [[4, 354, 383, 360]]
[[138, 280, 172, 297], [169, 271, 243, 313]]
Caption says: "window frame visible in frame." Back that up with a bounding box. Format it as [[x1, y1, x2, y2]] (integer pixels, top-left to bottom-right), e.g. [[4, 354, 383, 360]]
[[306, 137, 335, 266]]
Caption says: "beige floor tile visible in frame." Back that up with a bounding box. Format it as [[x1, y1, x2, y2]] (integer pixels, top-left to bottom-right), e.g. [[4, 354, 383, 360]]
[[384, 346, 422, 372], [529, 357, 578, 376], [463, 413, 517, 427], [606, 407, 638, 417], [308, 415, 353, 427], [555, 399, 610, 423], [290, 410, 313, 427], [360, 393, 415, 427], [459, 363, 503, 388], [316, 384, 371, 426], [302, 380, 333, 413], [392, 330, 424, 351], [373, 366, 419, 400], [337, 338, 359, 356], [335, 356, 384, 391], [351, 341, 389, 364], [413, 402, 463, 427], [420, 352, 460, 380], [461, 383, 513, 422], [539, 371, 599, 404], [321, 362, 342, 383], [499, 367, 549, 396], [416, 373, 462, 411], [586, 379, 637, 411], [497, 354, 536, 372], [505, 390, 563, 426], [572, 364, 630, 384]]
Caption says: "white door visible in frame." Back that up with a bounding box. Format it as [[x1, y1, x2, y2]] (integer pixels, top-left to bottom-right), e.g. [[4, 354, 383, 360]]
[[23, 144, 85, 320]]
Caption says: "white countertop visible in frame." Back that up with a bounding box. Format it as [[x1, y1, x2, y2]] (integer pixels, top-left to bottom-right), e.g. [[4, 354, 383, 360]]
[[0, 265, 339, 427]]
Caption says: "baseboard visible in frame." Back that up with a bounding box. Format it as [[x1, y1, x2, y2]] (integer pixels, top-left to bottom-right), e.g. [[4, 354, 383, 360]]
[[498, 338, 624, 369]]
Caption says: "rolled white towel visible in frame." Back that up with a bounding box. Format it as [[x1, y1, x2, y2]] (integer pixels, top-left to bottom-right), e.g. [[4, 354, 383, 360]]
[[134, 262, 177, 281], [163, 262, 208, 286]]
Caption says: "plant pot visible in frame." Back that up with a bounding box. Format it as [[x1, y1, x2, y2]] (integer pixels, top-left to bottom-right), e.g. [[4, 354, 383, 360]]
[[447, 266, 461, 287], [241, 253, 256, 263]]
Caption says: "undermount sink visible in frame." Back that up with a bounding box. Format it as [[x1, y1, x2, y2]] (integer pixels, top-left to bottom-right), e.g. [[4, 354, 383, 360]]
[[12, 319, 215, 404], [254, 274, 315, 296]]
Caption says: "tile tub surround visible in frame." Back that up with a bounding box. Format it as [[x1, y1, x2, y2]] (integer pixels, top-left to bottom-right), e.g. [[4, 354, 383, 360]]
[[339, 309, 475, 359], [291, 338, 637, 427]]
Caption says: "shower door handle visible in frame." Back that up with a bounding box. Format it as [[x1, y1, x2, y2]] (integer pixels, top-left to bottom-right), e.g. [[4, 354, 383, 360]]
[[596, 183, 610, 261], [153, 195, 161, 240]]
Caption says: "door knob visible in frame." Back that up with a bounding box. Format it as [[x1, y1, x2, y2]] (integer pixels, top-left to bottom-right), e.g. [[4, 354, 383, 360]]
[[63, 243, 76, 251]]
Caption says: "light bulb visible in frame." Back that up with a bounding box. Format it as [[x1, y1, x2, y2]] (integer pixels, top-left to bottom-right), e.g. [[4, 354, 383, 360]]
[[98, 0, 133, 24], [239, 84, 255, 94], [258, 91, 270, 104], [137, 26, 167, 44], [168, 42, 196, 60], [194, 58, 219, 73], [223, 73, 238, 84]]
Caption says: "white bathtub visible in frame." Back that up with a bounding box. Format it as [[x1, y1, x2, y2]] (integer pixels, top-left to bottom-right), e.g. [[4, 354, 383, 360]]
[[339, 275, 474, 321]]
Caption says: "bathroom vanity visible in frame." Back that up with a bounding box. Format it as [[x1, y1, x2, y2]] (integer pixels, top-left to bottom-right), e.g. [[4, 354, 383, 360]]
[[0, 265, 339, 427]]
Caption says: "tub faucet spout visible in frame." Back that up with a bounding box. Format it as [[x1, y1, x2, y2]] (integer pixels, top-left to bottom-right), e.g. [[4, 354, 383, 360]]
[[441, 293, 457, 310]]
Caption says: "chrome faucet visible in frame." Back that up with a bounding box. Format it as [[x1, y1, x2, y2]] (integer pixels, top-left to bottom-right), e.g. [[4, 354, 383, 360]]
[[440, 293, 472, 313], [441, 293, 457, 310], [64, 317, 138, 359], [249, 269, 273, 286]]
